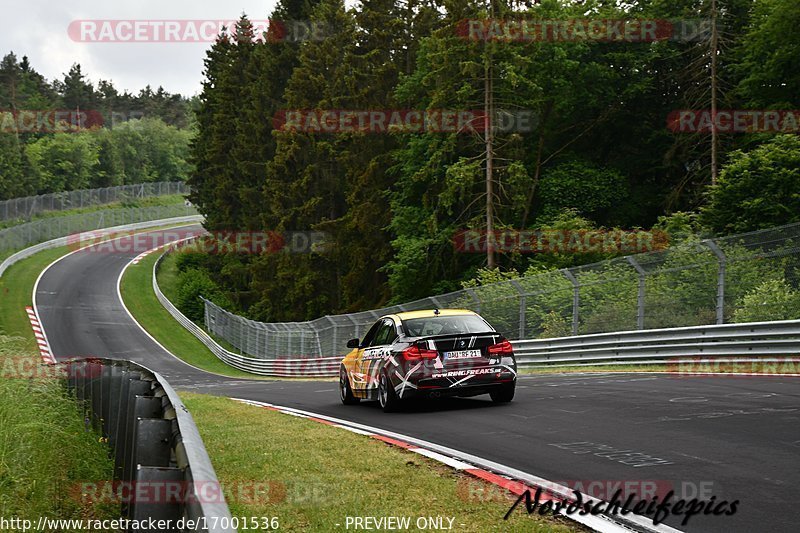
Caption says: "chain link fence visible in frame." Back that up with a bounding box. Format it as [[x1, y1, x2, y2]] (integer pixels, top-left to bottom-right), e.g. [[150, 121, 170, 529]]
[[0, 182, 189, 224], [0, 203, 198, 254], [201, 222, 800, 360]]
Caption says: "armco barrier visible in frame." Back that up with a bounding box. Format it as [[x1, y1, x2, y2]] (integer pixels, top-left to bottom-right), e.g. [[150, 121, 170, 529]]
[[0, 214, 203, 278], [152, 250, 339, 378], [512, 319, 800, 367], [63, 357, 234, 532]]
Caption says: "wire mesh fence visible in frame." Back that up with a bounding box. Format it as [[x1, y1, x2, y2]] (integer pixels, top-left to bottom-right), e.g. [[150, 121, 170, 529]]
[[201, 222, 800, 360], [0, 203, 199, 254], [0, 182, 188, 224]]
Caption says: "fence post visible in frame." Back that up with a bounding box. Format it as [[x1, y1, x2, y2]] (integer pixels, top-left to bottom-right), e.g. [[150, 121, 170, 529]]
[[325, 316, 338, 357], [704, 239, 726, 324], [626, 256, 647, 330], [562, 270, 580, 335], [510, 279, 526, 339]]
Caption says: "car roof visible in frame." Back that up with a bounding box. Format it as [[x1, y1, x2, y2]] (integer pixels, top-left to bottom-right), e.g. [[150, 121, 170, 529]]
[[389, 309, 478, 321]]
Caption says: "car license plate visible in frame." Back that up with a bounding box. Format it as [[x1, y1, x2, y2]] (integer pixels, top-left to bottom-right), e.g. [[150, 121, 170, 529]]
[[443, 349, 481, 360]]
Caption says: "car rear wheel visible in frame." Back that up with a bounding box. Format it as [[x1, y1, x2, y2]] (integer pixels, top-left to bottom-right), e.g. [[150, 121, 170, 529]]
[[340, 367, 360, 405], [490, 381, 515, 403], [378, 372, 399, 412]]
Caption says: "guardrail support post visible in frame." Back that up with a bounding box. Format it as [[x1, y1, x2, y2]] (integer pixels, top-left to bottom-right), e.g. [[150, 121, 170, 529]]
[[133, 418, 173, 468], [130, 466, 183, 530], [123, 395, 161, 482], [626, 256, 647, 330], [562, 270, 580, 335], [704, 239, 726, 324], [326, 316, 338, 356]]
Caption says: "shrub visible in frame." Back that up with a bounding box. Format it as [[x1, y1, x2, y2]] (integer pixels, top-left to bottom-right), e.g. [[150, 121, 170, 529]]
[[175, 268, 232, 322], [732, 278, 800, 323]]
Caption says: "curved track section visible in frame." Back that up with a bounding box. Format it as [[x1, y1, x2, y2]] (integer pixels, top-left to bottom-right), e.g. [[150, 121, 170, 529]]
[[35, 228, 800, 532]]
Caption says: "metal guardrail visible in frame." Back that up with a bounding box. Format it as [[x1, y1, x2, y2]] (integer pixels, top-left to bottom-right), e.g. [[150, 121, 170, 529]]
[[512, 319, 800, 367], [63, 357, 234, 532], [153, 250, 339, 378], [0, 214, 203, 278], [0, 181, 188, 223]]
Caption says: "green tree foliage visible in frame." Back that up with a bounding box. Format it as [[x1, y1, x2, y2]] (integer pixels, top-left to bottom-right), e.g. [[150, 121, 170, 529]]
[[185, 0, 800, 324], [25, 133, 98, 191], [0, 53, 194, 200], [735, 0, 800, 107], [18, 118, 192, 197], [700, 135, 800, 234], [535, 161, 629, 224], [732, 278, 800, 323]]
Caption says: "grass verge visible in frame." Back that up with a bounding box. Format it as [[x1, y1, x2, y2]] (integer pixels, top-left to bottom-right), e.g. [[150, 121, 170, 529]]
[[0, 247, 72, 344], [120, 251, 269, 379], [0, 336, 116, 521], [182, 393, 582, 532]]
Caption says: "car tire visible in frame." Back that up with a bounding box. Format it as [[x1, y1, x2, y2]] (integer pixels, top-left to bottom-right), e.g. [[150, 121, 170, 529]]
[[340, 367, 360, 405], [490, 381, 515, 403], [378, 371, 399, 412]]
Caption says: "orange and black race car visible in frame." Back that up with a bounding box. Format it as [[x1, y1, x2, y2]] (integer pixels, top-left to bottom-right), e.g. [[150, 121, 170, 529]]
[[339, 309, 517, 412]]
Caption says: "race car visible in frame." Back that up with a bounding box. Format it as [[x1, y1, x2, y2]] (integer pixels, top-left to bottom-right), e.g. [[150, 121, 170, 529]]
[[339, 309, 517, 412]]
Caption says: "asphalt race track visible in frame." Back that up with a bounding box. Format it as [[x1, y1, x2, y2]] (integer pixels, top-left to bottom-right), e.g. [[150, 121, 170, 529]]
[[35, 228, 800, 533]]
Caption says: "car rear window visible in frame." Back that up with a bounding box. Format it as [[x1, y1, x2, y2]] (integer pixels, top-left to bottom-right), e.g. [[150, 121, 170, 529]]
[[403, 315, 493, 337]]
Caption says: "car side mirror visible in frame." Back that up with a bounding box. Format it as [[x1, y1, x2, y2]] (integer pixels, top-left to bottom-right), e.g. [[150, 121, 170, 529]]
[[346, 338, 360, 349]]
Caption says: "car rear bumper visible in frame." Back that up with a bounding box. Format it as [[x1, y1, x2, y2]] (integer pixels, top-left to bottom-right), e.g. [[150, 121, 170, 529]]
[[394, 366, 516, 399]]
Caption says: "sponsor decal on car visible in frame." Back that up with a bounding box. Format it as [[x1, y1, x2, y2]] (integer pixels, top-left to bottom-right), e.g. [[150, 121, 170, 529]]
[[431, 367, 497, 379]]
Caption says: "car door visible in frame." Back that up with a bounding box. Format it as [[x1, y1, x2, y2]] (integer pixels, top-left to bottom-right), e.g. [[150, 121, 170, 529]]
[[350, 320, 382, 392], [360, 319, 397, 391]]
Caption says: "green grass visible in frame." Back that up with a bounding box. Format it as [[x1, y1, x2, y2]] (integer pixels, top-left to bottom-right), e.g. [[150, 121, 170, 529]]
[[0, 247, 69, 343], [182, 393, 582, 532], [120, 251, 271, 379], [0, 336, 116, 521]]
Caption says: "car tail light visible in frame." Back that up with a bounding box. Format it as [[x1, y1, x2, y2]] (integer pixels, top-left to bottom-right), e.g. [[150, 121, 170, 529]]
[[402, 344, 439, 360], [487, 339, 513, 356]]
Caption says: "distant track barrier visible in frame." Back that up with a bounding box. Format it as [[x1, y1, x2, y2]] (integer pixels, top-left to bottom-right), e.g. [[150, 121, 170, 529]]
[[0, 212, 202, 278]]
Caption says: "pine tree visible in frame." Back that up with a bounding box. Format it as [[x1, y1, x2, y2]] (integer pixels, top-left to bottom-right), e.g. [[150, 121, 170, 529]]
[[188, 30, 235, 228]]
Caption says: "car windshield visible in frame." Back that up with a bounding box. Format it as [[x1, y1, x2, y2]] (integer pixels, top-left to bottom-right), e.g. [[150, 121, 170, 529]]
[[403, 315, 493, 337]]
